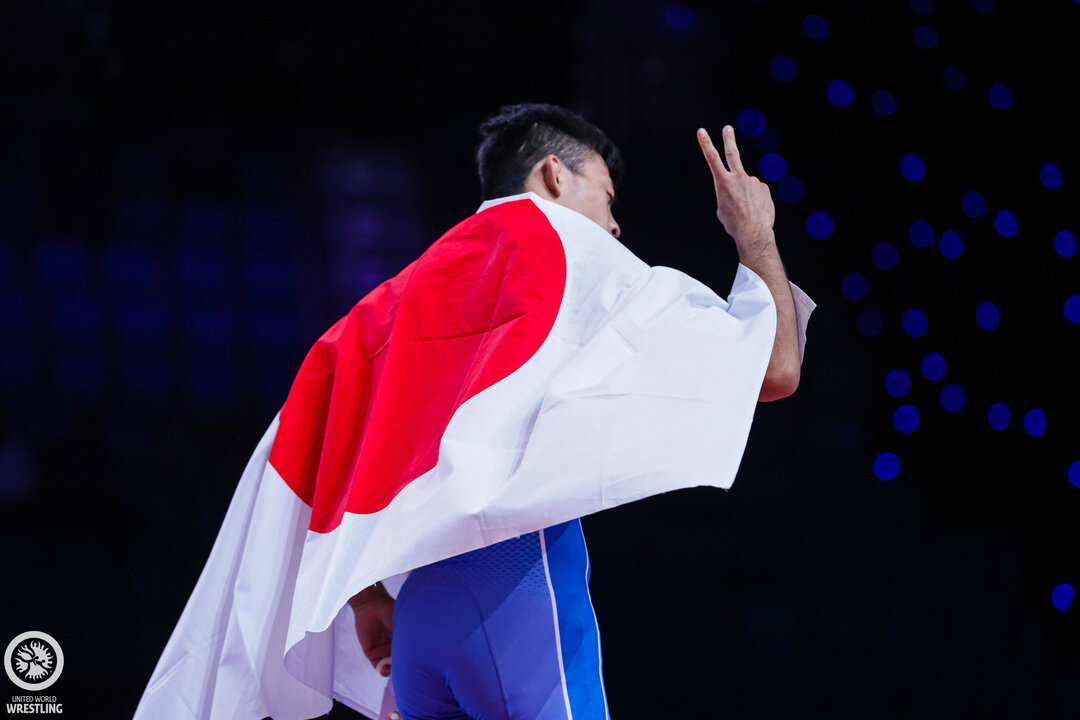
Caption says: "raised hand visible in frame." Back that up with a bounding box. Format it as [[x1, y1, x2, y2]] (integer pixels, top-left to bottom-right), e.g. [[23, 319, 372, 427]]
[[696, 125, 776, 255], [696, 124, 801, 401]]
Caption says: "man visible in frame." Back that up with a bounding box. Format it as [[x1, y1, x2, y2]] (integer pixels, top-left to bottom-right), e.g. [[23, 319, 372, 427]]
[[346, 104, 809, 720], [132, 104, 813, 720]]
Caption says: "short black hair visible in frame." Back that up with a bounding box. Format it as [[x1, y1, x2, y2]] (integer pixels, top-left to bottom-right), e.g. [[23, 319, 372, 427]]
[[475, 103, 623, 200]]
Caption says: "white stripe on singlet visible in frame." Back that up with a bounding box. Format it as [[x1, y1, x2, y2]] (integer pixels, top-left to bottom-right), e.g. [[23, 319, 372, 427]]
[[539, 527, 574, 720]]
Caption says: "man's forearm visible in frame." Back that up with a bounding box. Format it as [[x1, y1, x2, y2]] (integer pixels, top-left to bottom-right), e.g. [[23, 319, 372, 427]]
[[735, 230, 800, 401], [695, 124, 802, 400]]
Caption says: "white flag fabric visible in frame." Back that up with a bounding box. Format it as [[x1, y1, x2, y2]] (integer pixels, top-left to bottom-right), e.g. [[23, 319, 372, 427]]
[[133, 192, 813, 720]]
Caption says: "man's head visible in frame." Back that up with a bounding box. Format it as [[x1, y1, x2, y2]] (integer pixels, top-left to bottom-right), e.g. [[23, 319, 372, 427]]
[[476, 103, 623, 238]]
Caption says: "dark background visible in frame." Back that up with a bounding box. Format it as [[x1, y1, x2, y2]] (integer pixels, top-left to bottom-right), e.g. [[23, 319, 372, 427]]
[[1, 0, 1077, 717]]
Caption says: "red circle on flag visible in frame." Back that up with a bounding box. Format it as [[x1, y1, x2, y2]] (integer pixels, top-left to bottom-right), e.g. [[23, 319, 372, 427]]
[[270, 200, 566, 533]]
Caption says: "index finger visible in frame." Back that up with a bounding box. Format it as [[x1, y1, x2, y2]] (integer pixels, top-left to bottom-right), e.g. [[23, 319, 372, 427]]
[[720, 125, 745, 175], [697, 127, 730, 176]]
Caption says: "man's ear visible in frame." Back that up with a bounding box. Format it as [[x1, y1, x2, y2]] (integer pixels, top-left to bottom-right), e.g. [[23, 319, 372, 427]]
[[540, 155, 562, 199]]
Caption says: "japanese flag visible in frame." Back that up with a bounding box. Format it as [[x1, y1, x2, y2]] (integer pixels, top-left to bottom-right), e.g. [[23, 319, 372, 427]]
[[133, 192, 813, 720]]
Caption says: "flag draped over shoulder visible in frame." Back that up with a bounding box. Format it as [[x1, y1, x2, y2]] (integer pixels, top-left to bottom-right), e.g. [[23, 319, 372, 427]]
[[133, 192, 813, 720]]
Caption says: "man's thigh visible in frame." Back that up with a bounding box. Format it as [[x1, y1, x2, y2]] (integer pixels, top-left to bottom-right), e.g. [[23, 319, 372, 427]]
[[391, 579, 566, 720], [391, 524, 608, 720]]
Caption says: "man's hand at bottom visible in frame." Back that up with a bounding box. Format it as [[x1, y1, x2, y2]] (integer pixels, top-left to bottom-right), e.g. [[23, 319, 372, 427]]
[[348, 583, 395, 677]]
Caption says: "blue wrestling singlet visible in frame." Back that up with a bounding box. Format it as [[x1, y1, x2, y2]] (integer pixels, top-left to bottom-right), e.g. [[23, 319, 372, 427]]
[[390, 519, 609, 720]]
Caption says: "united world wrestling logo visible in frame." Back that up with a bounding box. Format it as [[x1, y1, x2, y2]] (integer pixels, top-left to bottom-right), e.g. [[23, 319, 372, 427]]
[[4, 631, 64, 691]]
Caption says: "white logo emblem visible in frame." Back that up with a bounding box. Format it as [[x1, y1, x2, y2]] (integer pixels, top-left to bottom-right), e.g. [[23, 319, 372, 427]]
[[5, 631, 64, 691]]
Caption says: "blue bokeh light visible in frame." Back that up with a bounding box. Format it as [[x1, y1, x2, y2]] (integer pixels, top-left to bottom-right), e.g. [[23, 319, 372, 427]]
[[976, 301, 999, 330], [940, 384, 965, 412], [987, 402, 1011, 430], [804, 14, 831, 40], [664, 4, 695, 30], [1040, 162, 1062, 189], [900, 154, 926, 181], [910, 0, 935, 15], [1070, 460, 1080, 488], [778, 175, 806, 204], [989, 83, 1013, 109], [913, 24, 938, 49], [902, 309, 928, 337], [1023, 409, 1046, 437], [921, 352, 945, 381], [941, 66, 967, 92], [1052, 584, 1074, 612], [828, 80, 855, 107], [874, 452, 900, 481], [962, 190, 986, 218], [971, 0, 995, 13], [1067, 296, 1080, 323], [939, 230, 964, 259], [872, 242, 899, 271], [738, 109, 766, 137], [909, 220, 935, 248], [806, 211, 834, 239], [760, 153, 788, 181], [894, 405, 919, 433], [1055, 230, 1077, 257], [771, 55, 799, 82], [857, 308, 884, 337], [842, 272, 869, 301], [994, 210, 1018, 237], [885, 369, 911, 397], [871, 90, 898, 116]]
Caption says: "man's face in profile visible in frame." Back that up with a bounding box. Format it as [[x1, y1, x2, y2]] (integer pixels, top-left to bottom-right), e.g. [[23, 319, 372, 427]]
[[558, 152, 621, 239]]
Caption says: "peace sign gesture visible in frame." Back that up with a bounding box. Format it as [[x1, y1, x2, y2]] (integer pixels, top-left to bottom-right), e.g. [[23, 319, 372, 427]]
[[697, 126, 776, 254]]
